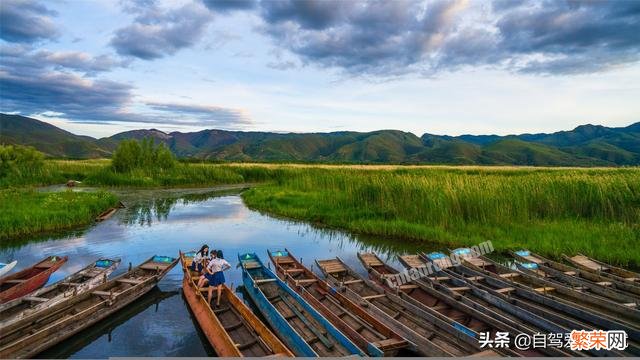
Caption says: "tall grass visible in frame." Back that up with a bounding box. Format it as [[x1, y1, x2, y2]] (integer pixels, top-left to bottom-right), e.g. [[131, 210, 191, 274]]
[[242, 167, 640, 265], [0, 189, 119, 240]]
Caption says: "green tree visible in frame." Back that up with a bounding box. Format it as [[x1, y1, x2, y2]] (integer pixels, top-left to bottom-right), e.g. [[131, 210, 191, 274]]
[[0, 145, 44, 178], [111, 138, 176, 173]]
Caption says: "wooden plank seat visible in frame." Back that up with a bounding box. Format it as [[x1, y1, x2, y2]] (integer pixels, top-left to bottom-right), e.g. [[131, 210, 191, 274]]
[[139, 263, 168, 271], [23, 296, 49, 302], [495, 287, 515, 293], [361, 294, 387, 300], [92, 290, 115, 297], [255, 278, 277, 284], [534, 287, 555, 293], [563, 271, 577, 276], [398, 284, 419, 290], [596, 281, 612, 286], [342, 279, 363, 285], [5, 279, 26, 283], [284, 268, 304, 273], [449, 287, 470, 292], [499, 272, 520, 278], [117, 278, 144, 285], [242, 261, 262, 269]]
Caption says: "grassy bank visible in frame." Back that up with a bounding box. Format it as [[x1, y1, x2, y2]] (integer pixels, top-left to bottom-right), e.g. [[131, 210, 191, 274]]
[[241, 167, 640, 266], [0, 189, 119, 240]]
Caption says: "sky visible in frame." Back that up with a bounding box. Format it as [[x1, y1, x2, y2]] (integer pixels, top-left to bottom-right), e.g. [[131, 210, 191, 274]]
[[0, 0, 639, 138]]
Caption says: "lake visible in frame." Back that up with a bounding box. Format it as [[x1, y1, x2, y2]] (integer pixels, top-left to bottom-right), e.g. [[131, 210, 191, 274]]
[[0, 187, 429, 358]]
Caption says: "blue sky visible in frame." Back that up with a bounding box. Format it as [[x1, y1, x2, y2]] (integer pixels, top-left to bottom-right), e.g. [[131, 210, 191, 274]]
[[1, 0, 639, 138]]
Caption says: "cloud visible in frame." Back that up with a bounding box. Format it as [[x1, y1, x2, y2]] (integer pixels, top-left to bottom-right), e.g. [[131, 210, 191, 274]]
[[0, 0, 59, 43], [146, 102, 252, 127], [202, 0, 257, 12], [0, 45, 251, 128], [247, 0, 640, 76], [1, 45, 127, 75], [111, 1, 214, 60], [493, 1, 640, 74], [255, 0, 471, 76], [0, 69, 135, 122]]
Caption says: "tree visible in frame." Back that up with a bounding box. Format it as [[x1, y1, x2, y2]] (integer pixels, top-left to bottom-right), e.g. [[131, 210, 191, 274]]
[[111, 138, 176, 173]]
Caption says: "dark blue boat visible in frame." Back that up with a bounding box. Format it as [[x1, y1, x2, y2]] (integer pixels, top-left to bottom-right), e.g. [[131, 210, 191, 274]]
[[238, 252, 364, 357]]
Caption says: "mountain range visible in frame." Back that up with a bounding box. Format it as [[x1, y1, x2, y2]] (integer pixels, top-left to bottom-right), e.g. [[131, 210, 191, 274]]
[[1, 113, 639, 166]]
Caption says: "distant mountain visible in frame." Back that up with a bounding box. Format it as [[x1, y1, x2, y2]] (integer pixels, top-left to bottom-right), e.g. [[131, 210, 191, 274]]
[[1, 113, 639, 166], [0, 114, 110, 158]]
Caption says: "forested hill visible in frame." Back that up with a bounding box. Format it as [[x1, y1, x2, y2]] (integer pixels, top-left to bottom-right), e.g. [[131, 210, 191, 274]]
[[1, 113, 639, 166]]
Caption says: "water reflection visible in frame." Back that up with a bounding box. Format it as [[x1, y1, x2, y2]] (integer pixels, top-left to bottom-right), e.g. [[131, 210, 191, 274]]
[[0, 187, 441, 358], [38, 287, 181, 359]]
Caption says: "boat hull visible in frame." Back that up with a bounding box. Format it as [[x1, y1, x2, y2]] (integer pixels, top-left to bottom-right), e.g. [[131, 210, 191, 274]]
[[0, 258, 120, 327], [0, 256, 68, 303], [239, 253, 363, 357], [0, 261, 17, 278], [180, 253, 292, 357], [0, 255, 178, 358]]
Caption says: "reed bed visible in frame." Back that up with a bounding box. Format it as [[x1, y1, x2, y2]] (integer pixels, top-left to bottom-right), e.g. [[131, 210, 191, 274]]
[[241, 167, 640, 265], [0, 189, 119, 240]]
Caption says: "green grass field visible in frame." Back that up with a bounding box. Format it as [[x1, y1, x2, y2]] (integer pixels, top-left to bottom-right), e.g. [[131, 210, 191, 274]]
[[2, 157, 638, 265], [0, 189, 119, 240], [241, 166, 640, 266]]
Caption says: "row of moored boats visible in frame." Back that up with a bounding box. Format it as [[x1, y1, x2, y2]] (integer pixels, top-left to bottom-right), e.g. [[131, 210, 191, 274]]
[[1, 249, 638, 357]]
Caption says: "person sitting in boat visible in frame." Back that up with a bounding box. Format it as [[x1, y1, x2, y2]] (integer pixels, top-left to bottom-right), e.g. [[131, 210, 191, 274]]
[[203, 250, 231, 307], [191, 244, 209, 273]]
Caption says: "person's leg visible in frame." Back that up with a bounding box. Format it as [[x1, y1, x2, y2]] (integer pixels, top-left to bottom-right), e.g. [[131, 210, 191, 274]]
[[216, 285, 222, 306], [207, 286, 213, 305]]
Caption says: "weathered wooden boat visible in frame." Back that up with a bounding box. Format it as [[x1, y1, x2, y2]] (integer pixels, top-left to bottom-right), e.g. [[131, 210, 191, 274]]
[[0, 258, 120, 327], [397, 254, 582, 357], [239, 252, 364, 357], [96, 207, 118, 221], [0, 256, 68, 303], [43, 287, 178, 359], [180, 251, 292, 357], [268, 249, 408, 356], [450, 248, 640, 328], [421, 252, 640, 354], [0, 255, 178, 358], [510, 250, 639, 305], [358, 252, 569, 357], [316, 256, 492, 357], [564, 253, 640, 285], [0, 261, 17, 278], [514, 250, 640, 298]]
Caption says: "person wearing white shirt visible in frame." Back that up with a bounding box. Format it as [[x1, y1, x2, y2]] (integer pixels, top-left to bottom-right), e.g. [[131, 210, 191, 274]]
[[200, 250, 231, 307], [190, 245, 209, 273]]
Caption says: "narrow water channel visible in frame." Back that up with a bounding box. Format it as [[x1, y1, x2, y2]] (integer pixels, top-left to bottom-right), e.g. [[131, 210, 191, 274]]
[[0, 187, 431, 358]]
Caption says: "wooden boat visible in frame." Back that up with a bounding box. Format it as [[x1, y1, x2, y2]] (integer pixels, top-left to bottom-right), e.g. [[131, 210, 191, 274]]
[[422, 252, 640, 354], [415, 253, 637, 356], [0, 255, 178, 358], [358, 252, 564, 357], [179, 251, 292, 357], [239, 253, 364, 357], [564, 253, 640, 284], [449, 249, 640, 328], [0, 258, 120, 327], [513, 250, 640, 297], [396, 254, 580, 357], [510, 251, 639, 305], [0, 256, 68, 303], [96, 207, 118, 221], [316, 257, 487, 357], [44, 287, 178, 359], [268, 249, 408, 356], [0, 261, 17, 278]]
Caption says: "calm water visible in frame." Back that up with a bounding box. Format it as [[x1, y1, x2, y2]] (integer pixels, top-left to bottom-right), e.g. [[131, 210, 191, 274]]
[[0, 187, 431, 358]]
